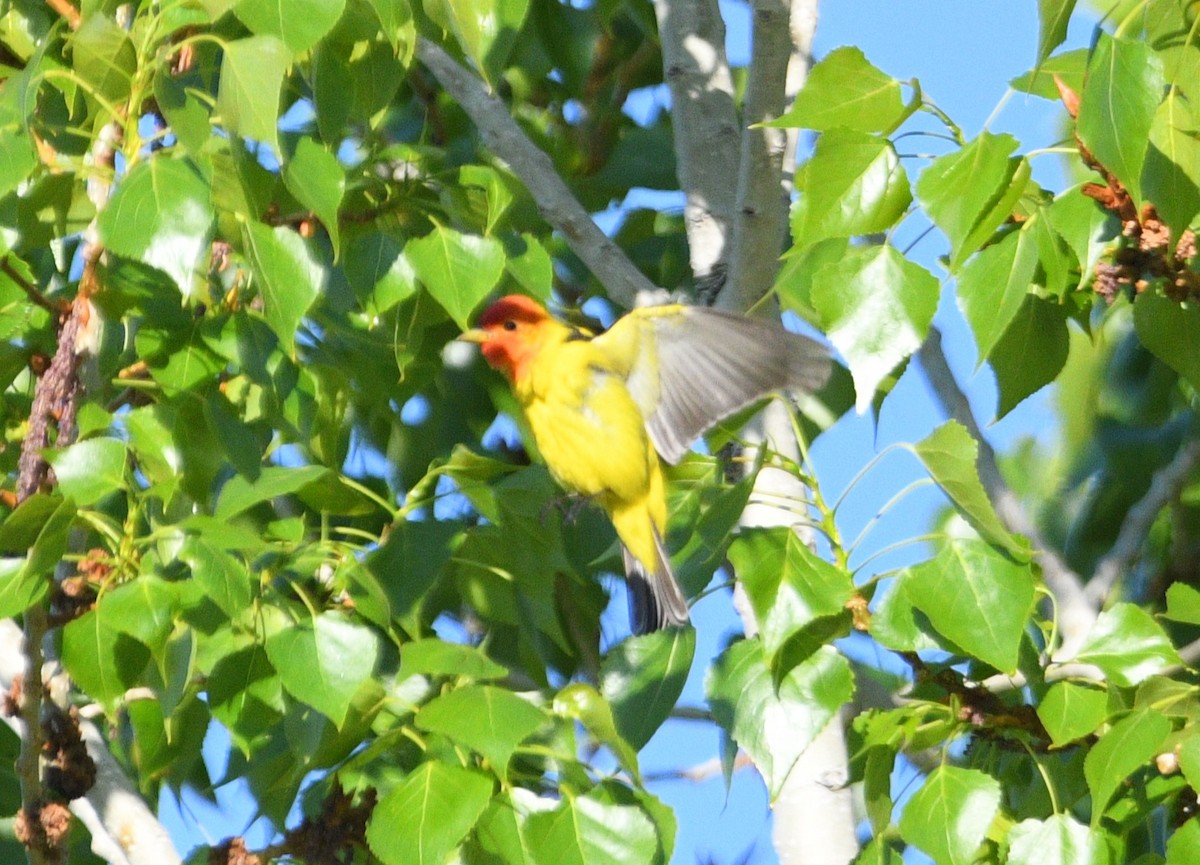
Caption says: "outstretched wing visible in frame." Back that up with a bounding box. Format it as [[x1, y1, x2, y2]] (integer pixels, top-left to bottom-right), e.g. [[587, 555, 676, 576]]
[[595, 304, 832, 464]]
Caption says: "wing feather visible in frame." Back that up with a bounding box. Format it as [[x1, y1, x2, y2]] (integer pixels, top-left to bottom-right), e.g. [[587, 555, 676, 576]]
[[596, 305, 832, 464]]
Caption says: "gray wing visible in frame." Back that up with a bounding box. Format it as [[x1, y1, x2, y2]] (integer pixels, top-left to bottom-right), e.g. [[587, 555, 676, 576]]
[[598, 305, 832, 464]]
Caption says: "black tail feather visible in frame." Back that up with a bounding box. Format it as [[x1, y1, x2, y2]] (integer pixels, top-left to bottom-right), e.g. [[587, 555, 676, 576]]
[[622, 528, 690, 635]]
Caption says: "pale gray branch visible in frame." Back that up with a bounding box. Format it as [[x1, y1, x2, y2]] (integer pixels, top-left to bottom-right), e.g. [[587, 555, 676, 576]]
[[416, 38, 658, 308], [1087, 440, 1200, 605], [717, 0, 795, 313], [916, 327, 1097, 659], [654, 0, 739, 289]]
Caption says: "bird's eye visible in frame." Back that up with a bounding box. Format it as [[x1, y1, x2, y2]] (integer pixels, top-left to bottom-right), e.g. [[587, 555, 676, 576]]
[[503, 320, 518, 331]]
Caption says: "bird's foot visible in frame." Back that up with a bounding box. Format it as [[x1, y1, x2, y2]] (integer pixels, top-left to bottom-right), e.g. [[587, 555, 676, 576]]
[[540, 493, 593, 525]]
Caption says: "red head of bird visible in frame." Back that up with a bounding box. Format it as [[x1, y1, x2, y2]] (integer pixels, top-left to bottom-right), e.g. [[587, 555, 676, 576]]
[[460, 295, 556, 381]]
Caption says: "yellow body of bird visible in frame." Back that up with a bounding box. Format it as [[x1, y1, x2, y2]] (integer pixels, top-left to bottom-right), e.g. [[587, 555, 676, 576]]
[[462, 294, 830, 634]]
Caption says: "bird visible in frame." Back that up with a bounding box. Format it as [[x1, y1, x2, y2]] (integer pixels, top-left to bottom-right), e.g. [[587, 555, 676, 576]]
[[460, 294, 831, 634]]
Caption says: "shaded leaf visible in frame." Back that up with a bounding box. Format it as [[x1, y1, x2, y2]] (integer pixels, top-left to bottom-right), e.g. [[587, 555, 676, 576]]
[[1036, 0, 1078, 65], [600, 627, 695, 751], [1134, 283, 1200, 394]]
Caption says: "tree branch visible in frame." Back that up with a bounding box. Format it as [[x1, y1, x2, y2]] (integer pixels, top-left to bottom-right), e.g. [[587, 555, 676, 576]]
[[916, 327, 1098, 658], [1087, 439, 1200, 605], [716, 0, 795, 313], [415, 38, 659, 309], [0, 622, 181, 865], [653, 0, 739, 291]]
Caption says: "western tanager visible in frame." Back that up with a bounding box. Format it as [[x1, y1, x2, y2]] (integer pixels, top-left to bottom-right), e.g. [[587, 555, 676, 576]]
[[461, 295, 830, 634]]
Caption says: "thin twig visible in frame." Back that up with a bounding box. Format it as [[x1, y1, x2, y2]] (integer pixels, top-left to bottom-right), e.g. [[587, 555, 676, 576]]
[[415, 38, 658, 309], [1087, 440, 1200, 605], [0, 258, 65, 316], [43, 0, 80, 29]]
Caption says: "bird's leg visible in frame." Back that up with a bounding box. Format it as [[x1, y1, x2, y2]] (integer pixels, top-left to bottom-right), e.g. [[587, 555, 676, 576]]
[[540, 492, 594, 525]]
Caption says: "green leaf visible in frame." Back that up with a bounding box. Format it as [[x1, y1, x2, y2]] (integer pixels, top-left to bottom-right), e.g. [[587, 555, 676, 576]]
[[1144, 90, 1200, 244], [0, 557, 47, 620], [101, 576, 177, 654], [473, 789, 545, 865], [1073, 604, 1182, 687], [989, 295, 1070, 419], [773, 46, 907, 133], [97, 157, 214, 295], [791, 130, 911, 247], [1008, 814, 1109, 865], [898, 765, 1001, 865], [367, 520, 459, 633], [48, 437, 126, 506], [416, 685, 545, 774], [213, 464, 329, 521], [367, 762, 493, 865], [432, 0, 529, 85], [727, 527, 855, 672], [525, 790, 658, 865], [706, 642, 853, 798], [1165, 582, 1200, 625], [217, 35, 290, 154], [178, 537, 253, 618], [241, 221, 323, 351], [599, 627, 695, 751], [1037, 682, 1108, 747], [71, 12, 136, 105], [62, 604, 150, 711], [553, 684, 640, 782], [1036, 0, 1078, 65], [955, 228, 1038, 364], [811, 244, 938, 413], [207, 642, 283, 754], [408, 226, 505, 329], [1167, 818, 1200, 865], [916, 132, 1030, 267], [153, 73, 211, 156], [904, 537, 1036, 673], [0, 130, 35, 199], [233, 0, 345, 54], [1134, 284, 1200, 394], [1084, 708, 1171, 822], [284, 137, 345, 253], [345, 232, 417, 314], [4, 495, 77, 586], [264, 611, 379, 726], [912, 421, 1027, 557], [869, 574, 943, 653], [399, 639, 508, 680], [1077, 32, 1164, 205]]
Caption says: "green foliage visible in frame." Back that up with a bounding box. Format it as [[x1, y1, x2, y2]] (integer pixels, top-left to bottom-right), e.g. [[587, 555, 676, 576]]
[[0, 0, 1198, 862]]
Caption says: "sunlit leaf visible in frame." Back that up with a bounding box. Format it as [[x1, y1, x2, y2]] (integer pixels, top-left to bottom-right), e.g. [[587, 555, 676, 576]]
[[233, 0, 345, 54], [367, 762, 493, 865], [1073, 604, 1182, 687], [773, 46, 907, 133], [241, 222, 323, 351], [1037, 682, 1108, 747], [217, 35, 290, 154], [408, 226, 505, 329], [1008, 814, 1109, 865], [1084, 708, 1171, 822], [898, 765, 1001, 865], [811, 244, 938, 413], [1077, 32, 1164, 205], [600, 628, 695, 751], [416, 685, 546, 774], [97, 157, 214, 296], [706, 642, 853, 798], [284, 137, 344, 253]]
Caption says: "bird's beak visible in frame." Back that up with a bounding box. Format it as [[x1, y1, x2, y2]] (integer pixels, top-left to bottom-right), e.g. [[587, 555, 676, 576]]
[[459, 328, 488, 344]]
